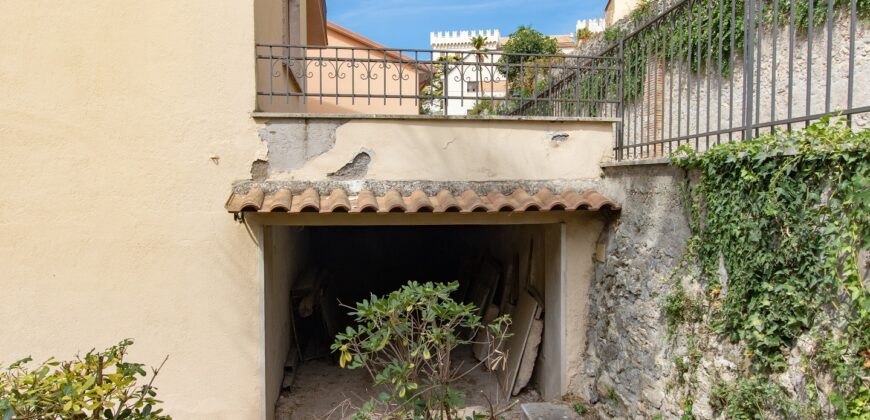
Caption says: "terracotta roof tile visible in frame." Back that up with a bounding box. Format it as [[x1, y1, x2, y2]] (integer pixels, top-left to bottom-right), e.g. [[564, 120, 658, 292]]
[[323, 188, 351, 212], [226, 186, 620, 214]]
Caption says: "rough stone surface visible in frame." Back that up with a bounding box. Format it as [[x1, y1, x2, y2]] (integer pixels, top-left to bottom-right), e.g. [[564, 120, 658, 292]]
[[584, 163, 861, 418], [327, 151, 372, 180], [582, 164, 693, 418], [251, 159, 269, 181]]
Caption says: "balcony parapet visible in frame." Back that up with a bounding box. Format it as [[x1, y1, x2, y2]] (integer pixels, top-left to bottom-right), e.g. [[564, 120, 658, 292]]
[[249, 113, 616, 185]]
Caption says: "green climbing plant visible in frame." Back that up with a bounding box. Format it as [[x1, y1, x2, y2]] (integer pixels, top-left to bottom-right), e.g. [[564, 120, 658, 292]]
[[668, 118, 870, 418], [578, 0, 870, 104]]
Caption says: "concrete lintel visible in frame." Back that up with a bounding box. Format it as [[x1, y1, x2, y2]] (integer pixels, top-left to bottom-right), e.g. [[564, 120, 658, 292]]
[[251, 112, 620, 123], [246, 211, 601, 227]]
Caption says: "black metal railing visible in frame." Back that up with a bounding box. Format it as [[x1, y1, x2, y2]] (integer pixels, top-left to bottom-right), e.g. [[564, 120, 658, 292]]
[[255, 44, 621, 118], [255, 0, 868, 161], [570, 0, 868, 160]]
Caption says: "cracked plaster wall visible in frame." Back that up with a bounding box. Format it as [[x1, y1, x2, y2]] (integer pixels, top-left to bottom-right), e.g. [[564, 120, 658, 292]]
[[253, 118, 615, 184]]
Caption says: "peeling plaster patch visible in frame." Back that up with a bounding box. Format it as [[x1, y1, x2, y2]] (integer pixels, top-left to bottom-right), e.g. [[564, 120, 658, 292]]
[[251, 159, 269, 181], [327, 152, 371, 180], [257, 119, 346, 172]]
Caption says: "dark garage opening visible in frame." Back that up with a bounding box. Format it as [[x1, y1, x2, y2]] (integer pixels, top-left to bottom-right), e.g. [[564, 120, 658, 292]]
[[263, 224, 564, 419]]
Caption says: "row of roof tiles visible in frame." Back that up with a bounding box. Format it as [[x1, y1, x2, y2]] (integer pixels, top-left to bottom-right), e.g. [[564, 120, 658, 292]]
[[226, 187, 620, 214]]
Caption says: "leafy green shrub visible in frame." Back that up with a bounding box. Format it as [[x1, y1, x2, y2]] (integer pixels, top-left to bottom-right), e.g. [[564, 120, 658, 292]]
[[0, 339, 169, 419], [332, 281, 511, 419]]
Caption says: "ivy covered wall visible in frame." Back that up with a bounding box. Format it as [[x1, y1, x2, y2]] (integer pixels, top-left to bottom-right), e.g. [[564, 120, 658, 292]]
[[585, 120, 869, 418]]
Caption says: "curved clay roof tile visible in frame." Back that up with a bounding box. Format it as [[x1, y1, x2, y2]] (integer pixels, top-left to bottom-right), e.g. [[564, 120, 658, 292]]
[[407, 190, 434, 212], [434, 190, 461, 212], [264, 189, 292, 212], [352, 190, 379, 213], [486, 192, 516, 212], [510, 189, 542, 211], [323, 188, 351, 212], [292, 188, 321, 213], [237, 188, 265, 212], [381, 189, 407, 213], [534, 188, 568, 210], [458, 190, 487, 212], [582, 190, 621, 210], [225, 186, 619, 214]]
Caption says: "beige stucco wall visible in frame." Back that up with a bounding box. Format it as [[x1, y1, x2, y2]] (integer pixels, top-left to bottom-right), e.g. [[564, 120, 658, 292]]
[[563, 219, 604, 393], [0, 1, 265, 418], [255, 0, 312, 113], [263, 226, 308, 419], [605, 0, 641, 27], [266, 118, 614, 181], [0, 2, 616, 418]]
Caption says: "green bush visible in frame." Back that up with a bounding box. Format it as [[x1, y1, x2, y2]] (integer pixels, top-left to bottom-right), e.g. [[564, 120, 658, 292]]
[[332, 281, 511, 419], [0, 339, 169, 420]]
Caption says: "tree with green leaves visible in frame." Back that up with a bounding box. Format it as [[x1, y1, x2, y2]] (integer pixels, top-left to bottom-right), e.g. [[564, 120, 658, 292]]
[[497, 26, 559, 94], [469, 35, 489, 84]]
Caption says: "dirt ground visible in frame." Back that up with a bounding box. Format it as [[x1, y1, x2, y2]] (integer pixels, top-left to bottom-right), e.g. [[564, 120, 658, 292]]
[[275, 346, 541, 419]]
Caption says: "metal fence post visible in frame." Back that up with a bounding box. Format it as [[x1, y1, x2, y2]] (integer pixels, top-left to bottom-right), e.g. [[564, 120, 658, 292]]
[[443, 60, 449, 115], [742, 0, 755, 142], [617, 38, 625, 160]]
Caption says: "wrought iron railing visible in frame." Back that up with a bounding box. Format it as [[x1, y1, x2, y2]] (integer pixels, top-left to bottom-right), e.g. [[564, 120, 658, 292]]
[[558, 0, 869, 160], [255, 0, 868, 161], [255, 44, 621, 118]]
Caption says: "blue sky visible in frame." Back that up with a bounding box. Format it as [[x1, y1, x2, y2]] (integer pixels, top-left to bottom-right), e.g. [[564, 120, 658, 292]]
[[327, 0, 608, 51]]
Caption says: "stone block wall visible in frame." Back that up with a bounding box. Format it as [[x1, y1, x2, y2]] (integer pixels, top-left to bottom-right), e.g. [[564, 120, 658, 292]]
[[580, 163, 693, 418], [581, 162, 869, 418]]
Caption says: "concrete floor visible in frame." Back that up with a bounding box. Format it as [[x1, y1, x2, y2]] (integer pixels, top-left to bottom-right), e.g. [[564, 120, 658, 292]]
[[275, 346, 540, 419]]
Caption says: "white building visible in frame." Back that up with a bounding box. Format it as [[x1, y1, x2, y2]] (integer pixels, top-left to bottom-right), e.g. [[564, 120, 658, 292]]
[[430, 29, 504, 116], [576, 18, 606, 35], [429, 27, 585, 116]]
